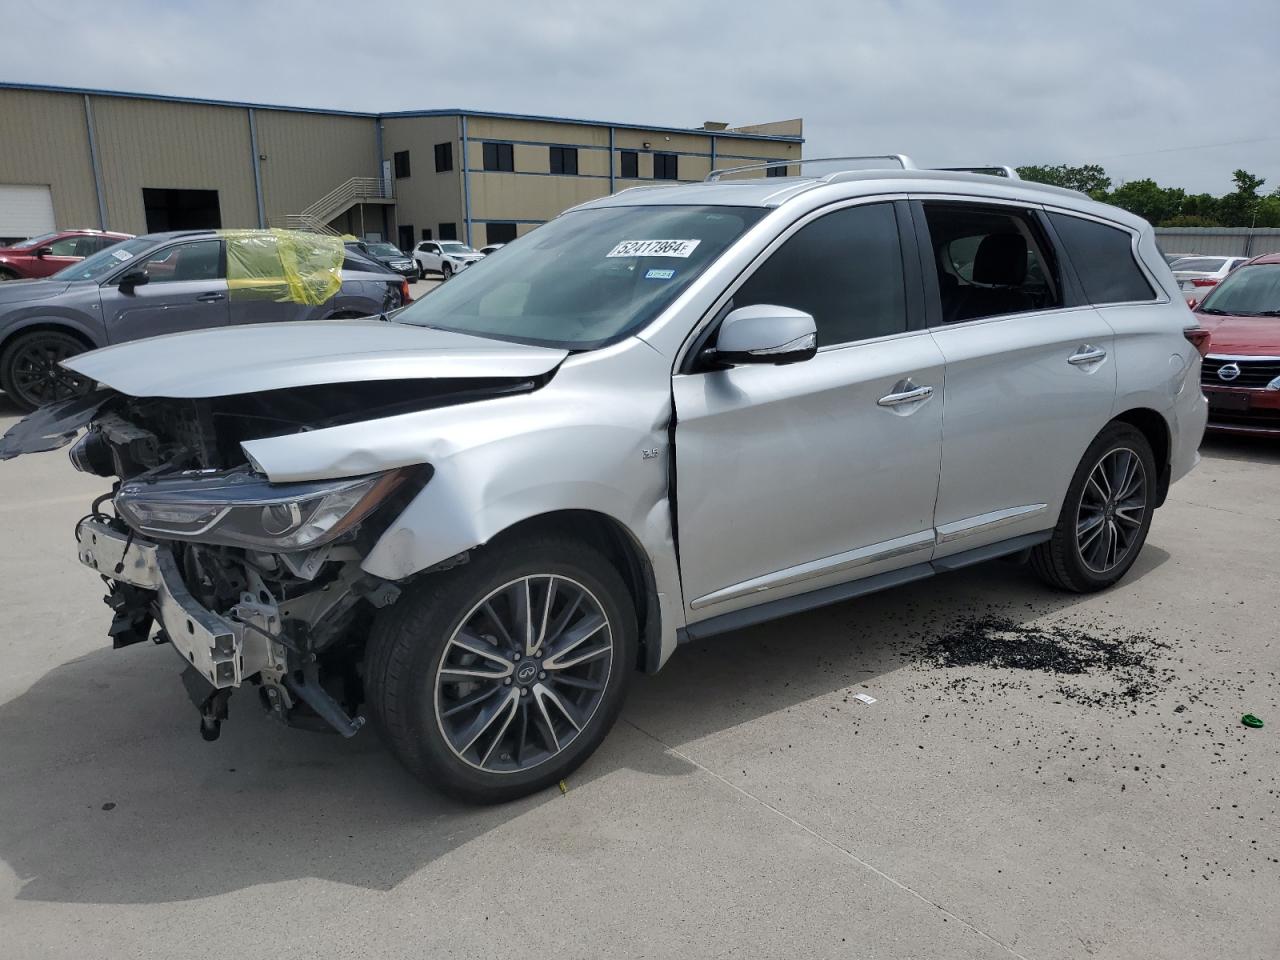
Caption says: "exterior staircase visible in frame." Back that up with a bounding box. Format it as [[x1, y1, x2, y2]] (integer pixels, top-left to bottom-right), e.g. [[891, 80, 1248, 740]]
[[271, 177, 394, 234]]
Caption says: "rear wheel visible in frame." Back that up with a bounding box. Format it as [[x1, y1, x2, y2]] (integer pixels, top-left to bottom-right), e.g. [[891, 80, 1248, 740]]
[[365, 534, 637, 803], [1031, 423, 1156, 592], [0, 329, 93, 412]]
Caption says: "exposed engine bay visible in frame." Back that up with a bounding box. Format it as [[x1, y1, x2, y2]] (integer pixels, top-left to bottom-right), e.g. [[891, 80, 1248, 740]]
[[2, 375, 543, 740]]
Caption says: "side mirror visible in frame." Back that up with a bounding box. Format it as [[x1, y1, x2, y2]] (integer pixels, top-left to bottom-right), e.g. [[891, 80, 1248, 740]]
[[1186, 296, 1198, 309], [712, 304, 817, 366], [34, 246, 53, 258], [118, 270, 149, 290]]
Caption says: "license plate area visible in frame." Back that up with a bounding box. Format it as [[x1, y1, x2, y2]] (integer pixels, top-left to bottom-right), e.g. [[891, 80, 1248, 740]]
[[1208, 391, 1250, 412]]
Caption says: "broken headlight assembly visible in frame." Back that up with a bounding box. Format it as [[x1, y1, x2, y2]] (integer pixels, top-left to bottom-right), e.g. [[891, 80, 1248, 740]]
[[114, 467, 409, 551]]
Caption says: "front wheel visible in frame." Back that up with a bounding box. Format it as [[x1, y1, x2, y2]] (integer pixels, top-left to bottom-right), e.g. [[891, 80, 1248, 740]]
[[364, 534, 637, 803], [441, 263, 453, 280], [0, 329, 93, 412], [1031, 423, 1156, 592]]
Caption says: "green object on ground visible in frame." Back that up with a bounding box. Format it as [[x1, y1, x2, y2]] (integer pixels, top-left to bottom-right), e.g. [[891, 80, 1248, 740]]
[[1241, 714, 1264, 729]]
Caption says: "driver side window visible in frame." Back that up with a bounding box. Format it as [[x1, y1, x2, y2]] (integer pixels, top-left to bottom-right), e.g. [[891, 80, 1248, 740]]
[[131, 240, 224, 283]]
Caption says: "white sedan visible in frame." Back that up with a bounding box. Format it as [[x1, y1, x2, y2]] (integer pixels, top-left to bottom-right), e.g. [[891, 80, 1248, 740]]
[[413, 240, 485, 279], [1171, 255, 1250, 301]]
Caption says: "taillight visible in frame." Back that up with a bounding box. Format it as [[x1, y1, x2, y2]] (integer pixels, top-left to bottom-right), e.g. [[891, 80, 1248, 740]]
[[1183, 327, 1211, 357], [399, 279, 412, 304], [1190, 278, 1218, 287]]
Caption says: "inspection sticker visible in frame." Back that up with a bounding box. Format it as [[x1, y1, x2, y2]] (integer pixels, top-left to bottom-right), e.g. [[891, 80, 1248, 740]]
[[606, 239, 701, 258], [111, 249, 134, 261], [645, 268, 676, 280]]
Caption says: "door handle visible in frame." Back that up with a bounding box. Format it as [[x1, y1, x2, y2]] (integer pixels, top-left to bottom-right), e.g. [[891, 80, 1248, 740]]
[[197, 292, 226, 303], [877, 382, 934, 407], [1068, 344, 1107, 365]]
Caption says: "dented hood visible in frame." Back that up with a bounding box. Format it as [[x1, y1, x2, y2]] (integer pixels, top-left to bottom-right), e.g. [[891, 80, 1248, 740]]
[[62, 319, 568, 398]]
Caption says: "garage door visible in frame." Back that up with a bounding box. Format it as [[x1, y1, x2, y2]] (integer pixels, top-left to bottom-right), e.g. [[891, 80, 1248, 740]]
[[0, 184, 56, 242]]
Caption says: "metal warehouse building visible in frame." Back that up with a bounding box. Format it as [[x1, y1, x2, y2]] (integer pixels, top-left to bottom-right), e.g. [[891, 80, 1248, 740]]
[[0, 82, 803, 249]]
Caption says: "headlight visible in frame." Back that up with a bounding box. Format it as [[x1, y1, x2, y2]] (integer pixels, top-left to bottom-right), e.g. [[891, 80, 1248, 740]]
[[114, 467, 409, 551]]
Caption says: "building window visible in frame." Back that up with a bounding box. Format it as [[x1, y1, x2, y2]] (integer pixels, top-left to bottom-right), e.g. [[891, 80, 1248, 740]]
[[766, 164, 789, 177], [620, 150, 639, 179], [420, 227, 433, 241], [483, 142, 514, 172], [434, 142, 453, 173], [549, 146, 579, 176], [439, 222, 458, 241], [653, 152, 678, 180], [398, 225, 415, 252], [486, 222, 518, 244], [393, 150, 411, 179]]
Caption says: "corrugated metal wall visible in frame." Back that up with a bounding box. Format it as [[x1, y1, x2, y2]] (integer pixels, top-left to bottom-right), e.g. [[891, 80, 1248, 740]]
[[0, 89, 100, 229], [1155, 228, 1280, 258], [255, 111, 380, 222]]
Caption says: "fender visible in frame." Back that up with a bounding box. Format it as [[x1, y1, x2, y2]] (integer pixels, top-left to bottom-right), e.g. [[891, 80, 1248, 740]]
[[0, 309, 108, 354], [241, 338, 688, 668]]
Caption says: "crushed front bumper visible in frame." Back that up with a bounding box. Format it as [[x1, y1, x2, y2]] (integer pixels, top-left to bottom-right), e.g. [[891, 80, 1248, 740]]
[[76, 518, 276, 689]]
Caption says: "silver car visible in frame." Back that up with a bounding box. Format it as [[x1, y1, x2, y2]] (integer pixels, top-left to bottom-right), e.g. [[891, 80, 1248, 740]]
[[0, 230, 409, 411], [0, 159, 1207, 803]]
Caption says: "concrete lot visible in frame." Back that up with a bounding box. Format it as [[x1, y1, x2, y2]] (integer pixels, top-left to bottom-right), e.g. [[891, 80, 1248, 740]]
[[0, 393, 1276, 960]]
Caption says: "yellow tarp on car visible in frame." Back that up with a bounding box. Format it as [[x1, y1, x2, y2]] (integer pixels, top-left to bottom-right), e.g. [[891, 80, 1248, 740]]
[[220, 229, 344, 306]]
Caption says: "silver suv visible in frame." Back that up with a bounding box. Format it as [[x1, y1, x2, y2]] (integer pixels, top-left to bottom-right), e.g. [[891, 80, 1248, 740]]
[[0, 158, 1207, 803]]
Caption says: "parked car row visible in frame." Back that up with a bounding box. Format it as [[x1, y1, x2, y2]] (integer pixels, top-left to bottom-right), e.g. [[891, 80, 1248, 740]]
[[0, 228, 133, 280], [0, 229, 409, 411]]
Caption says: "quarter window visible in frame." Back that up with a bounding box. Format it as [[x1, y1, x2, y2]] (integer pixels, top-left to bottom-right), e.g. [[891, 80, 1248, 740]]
[[549, 146, 579, 175], [733, 203, 907, 347], [393, 150, 411, 179], [620, 150, 639, 178], [653, 152, 678, 180], [922, 203, 1061, 324], [483, 142, 515, 172], [1047, 213, 1155, 304]]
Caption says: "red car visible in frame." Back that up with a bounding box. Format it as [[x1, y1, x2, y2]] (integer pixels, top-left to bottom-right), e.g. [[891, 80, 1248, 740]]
[[1192, 251, 1280, 436], [0, 229, 133, 281]]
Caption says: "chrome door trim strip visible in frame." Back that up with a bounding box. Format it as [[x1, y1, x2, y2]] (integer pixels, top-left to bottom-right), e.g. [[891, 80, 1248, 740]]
[[689, 529, 935, 610], [935, 503, 1048, 545]]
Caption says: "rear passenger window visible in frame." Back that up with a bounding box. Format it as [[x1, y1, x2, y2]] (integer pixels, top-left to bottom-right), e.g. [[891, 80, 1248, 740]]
[[1047, 213, 1155, 304], [921, 203, 1061, 324], [733, 203, 906, 347]]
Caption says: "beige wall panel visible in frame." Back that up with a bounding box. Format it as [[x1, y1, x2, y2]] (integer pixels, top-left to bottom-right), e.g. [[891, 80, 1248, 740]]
[[467, 117, 610, 148], [469, 172, 609, 222], [612, 129, 709, 155], [381, 115, 465, 242], [0, 89, 100, 229], [255, 111, 378, 221], [578, 150, 610, 178], [512, 143, 546, 174], [91, 96, 257, 232], [714, 136, 799, 162]]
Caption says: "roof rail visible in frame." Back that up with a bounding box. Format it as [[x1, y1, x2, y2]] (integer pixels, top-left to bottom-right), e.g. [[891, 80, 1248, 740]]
[[933, 165, 1021, 179], [705, 154, 916, 182]]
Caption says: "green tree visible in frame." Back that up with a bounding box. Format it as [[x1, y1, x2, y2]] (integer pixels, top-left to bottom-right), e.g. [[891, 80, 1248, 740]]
[[1179, 193, 1221, 225], [1107, 179, 1186, 225], [1016, 163, 1111, 199], [1216, 169, 1266, 227]]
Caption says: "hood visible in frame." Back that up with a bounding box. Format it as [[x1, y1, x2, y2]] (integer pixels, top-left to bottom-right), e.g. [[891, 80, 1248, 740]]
[[63, 319, 569, 398], [0, 279, 71, 304], [1197, 312, 1280, 356]]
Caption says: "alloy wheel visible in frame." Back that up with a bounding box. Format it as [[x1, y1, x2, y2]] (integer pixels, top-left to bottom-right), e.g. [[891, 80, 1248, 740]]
[[433, 574, 614, 774], [1075, 446, 1148, 574], [9, 337, 89, 407]]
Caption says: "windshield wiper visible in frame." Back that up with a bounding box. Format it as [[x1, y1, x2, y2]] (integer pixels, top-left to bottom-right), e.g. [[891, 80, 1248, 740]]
[[1197, 307, 1230, 315], [1253, 310, 1280, 317]]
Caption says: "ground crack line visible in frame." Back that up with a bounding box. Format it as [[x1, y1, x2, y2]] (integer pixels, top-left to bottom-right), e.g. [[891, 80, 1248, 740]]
[[623, 719, 1033, 960]]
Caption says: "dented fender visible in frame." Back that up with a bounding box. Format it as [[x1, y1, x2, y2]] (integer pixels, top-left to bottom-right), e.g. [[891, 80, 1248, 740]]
[[241, 338, 687, 668]]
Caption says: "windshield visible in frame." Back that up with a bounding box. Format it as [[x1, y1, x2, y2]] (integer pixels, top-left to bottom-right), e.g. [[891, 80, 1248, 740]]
[[364, 242, 403, 257], [52, 236, 157, 281], [439, 242, 475, 254], [1172, 257, 1226, 273], [394, 205, 765, 348], [8, 232, 60, 250], [1199, 263, 1280, 316]]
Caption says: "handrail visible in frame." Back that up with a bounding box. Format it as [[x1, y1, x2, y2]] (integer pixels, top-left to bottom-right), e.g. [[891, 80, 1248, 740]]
[[301, 177, 393, 221], [705, 154, 917, 181]]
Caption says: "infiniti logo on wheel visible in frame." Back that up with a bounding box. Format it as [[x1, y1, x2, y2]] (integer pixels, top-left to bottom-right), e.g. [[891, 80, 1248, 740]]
[[1218, 362, 1242, 382], [516, 662, 538, 684]]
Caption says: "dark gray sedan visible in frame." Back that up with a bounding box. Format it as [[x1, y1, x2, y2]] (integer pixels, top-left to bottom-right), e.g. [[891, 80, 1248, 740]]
[[0, 230, 409, 410]]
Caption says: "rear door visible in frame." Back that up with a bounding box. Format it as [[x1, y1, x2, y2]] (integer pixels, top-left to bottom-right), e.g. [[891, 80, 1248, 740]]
[[914, 197, 1118, 557], [674, 199, 945, 622], [99, 239, 230, 344]]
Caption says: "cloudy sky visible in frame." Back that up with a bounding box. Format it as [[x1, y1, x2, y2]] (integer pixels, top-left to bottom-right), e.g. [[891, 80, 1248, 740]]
[[3, 0, 1277, 195]]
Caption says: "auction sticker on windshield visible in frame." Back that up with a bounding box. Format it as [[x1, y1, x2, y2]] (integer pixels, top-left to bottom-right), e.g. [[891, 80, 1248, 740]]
[[606, 239, 701, 258]]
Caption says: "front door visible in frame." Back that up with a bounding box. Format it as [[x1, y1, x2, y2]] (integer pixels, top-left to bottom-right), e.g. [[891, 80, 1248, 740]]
[[914, 199, 1118, 557], [99, 239, 230, 344], [673, 201, 944, 622]]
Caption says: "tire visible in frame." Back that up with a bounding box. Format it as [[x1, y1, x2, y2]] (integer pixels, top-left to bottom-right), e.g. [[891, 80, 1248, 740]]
[[1030, 423, 1156, 593], [0, 268, 18, 282], [441, 263, 453, 280], [0, 329, 93, 412], [417, 263, 426, 280], [365, 534, 637, 803]]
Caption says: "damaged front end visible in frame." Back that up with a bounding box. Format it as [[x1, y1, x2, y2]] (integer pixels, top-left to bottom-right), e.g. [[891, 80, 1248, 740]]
[[0, 376, 539, 740]]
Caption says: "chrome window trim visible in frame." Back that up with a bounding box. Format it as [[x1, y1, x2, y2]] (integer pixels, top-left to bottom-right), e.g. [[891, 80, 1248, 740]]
[[922, 303, 1099, 334], [672, 193, 910, 371]]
